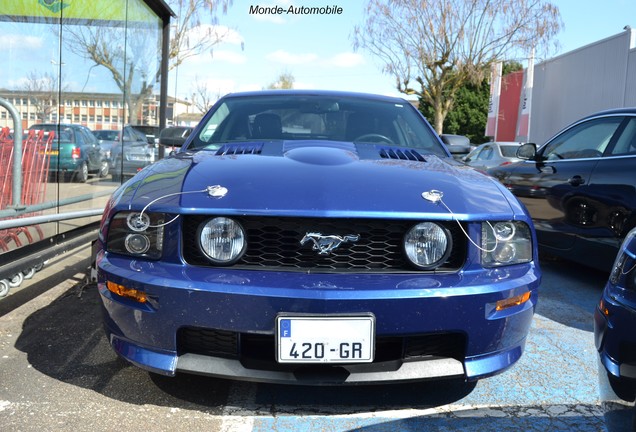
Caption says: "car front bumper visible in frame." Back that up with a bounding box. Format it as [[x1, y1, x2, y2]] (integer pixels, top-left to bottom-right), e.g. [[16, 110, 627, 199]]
[[594, 285, 636, 381], [97, 255, 540, 385], [48, 157, 82, 173]]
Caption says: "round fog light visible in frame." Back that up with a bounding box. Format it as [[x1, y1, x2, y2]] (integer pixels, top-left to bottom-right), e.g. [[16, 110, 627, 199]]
[[404, 222, 451, 269], [125, 233, 151, 254], [199, 217, 246, 264]]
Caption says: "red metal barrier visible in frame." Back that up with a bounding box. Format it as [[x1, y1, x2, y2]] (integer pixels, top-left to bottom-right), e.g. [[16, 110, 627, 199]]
[[0, 128, 53, 252]]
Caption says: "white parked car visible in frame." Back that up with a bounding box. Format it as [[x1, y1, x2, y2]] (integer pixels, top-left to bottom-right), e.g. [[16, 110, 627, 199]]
[[463, 142, 523, 171]]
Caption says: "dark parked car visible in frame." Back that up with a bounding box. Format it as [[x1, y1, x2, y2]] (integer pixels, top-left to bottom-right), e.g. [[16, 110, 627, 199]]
[[108, 126, 157, 182], [130, 125, 161, 145], [489, 108, 636, 271], [95, 90, 540, 385], [595, 227, 636, 402], [29, 123, 108, 182], [463, 141, 523, 171], [158, 126, 193, 146]]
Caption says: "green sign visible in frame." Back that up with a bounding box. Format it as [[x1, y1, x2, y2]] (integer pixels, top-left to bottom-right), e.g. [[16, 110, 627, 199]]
[[1, 0, 156, 23]]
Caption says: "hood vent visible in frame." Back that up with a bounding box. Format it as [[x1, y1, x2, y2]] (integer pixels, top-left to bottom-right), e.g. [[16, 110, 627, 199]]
[[216, 143, 264, 156], [378, 147, 426, 162]]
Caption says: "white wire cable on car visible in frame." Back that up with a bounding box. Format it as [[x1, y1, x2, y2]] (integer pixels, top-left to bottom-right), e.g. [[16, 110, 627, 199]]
[[421, 189, 498, 253], [135, 185, 228, 228]]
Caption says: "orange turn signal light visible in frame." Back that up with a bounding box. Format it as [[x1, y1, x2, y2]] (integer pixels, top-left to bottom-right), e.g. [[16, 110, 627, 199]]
[[106, 281, 147, 303], [495, 291, 531, 311], [599, 299, 610, 317]]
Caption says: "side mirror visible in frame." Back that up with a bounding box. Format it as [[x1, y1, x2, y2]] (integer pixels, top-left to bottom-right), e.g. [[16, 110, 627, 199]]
[[517, 143, 537, 160], [159, 127, 192, 148], [440, 134, 471, 159], [446, 144, 471, 155]]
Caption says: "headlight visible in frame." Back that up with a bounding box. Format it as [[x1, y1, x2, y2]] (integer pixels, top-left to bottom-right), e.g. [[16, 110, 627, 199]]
[[198, 217, 246, 265], [482, 221, 532, 267], [106, 211, 165, 259], [609, 228, 636, 290], [404, 222, 452, 270]]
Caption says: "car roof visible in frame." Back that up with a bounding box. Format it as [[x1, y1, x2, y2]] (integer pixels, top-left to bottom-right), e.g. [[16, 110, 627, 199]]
[[30, 123, 84, 130], [220, 89, 409, 104], [584, 107, 636, 117]]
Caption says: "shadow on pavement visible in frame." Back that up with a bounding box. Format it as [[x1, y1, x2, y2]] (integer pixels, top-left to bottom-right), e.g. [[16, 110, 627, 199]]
[[535, 256, 608, 332], [13, 281, 231, 412]]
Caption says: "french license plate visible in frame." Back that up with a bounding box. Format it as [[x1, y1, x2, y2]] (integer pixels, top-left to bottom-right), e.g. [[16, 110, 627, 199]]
[[43, 150, 59, 155], [276, 315, 375, 363]]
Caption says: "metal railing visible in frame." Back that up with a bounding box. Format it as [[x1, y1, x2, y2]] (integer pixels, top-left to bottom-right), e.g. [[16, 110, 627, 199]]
[[0, 97, 23, 209], [0, 98, 109, 297]]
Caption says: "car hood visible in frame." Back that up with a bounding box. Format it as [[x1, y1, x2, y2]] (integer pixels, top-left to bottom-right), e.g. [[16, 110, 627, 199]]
[[113, 141, 520, 220]]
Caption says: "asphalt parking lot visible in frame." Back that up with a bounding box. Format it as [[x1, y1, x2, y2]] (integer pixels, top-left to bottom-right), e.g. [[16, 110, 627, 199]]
[[0, 246, 635, 431]]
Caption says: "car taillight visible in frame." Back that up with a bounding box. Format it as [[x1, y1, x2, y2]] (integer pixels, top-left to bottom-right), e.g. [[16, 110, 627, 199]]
[[71, 147, 81, 159]]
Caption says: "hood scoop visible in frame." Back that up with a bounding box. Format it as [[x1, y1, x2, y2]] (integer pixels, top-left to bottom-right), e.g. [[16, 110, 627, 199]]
[[216, 143, 264, 156], [378, 147, 427, 162], [210, 142, 427, 164]]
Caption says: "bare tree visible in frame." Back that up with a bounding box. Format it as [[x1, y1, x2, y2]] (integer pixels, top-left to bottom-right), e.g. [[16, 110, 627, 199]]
[[353, 0, 562, 133], [22, 71, 67, 123], [192, 77, 220, 113], [61, 0, 233, 124], [266, 71, 295, 90], [169, 0, 235, 70]]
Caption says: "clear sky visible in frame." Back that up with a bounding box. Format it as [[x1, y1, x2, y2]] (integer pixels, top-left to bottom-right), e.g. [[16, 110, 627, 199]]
[[0, 0, 634, 103], [168, 0, 636, 101]]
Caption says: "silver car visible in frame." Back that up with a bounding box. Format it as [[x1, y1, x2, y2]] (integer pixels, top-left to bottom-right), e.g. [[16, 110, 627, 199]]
[[463, 142, 523, 171], [108, 126, 157, 182]]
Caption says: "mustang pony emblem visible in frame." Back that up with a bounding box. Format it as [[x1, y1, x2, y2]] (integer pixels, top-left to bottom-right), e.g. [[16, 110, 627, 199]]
[[300, 232, 360, 255]]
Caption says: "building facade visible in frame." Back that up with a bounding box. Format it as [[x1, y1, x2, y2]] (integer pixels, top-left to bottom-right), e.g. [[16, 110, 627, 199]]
[[493, 28, 636, 145], [0, 90, 189, 131]]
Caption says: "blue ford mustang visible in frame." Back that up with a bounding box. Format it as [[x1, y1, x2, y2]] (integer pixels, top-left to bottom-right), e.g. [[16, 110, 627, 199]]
[[95, 90, 541, 385]]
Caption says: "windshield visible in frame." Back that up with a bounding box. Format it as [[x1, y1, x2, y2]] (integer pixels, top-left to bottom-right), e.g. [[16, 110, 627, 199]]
[[187, 93, 447, 156], [95, 130, 120, 141], [500, 145, 520, 157]]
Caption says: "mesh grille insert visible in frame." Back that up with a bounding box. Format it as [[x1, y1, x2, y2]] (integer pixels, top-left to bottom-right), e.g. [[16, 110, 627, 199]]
[[182, 216, 466, 272]]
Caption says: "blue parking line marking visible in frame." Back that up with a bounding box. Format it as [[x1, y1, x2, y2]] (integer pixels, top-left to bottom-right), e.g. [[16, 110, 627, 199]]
[[251, 412, 605, 431]]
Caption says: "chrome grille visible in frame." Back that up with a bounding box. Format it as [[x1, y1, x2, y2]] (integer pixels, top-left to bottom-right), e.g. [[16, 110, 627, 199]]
[[182, 216, 466, 272]]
